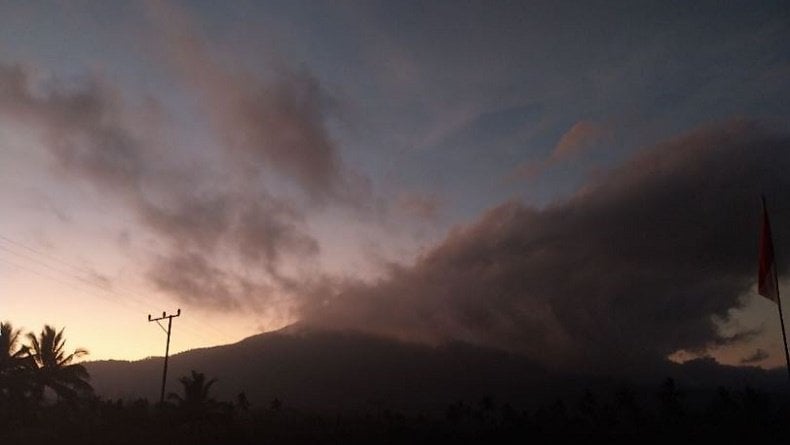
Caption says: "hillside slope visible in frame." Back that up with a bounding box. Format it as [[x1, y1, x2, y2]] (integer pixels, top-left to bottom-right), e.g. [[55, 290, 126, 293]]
[[86, 325, 785, 413]]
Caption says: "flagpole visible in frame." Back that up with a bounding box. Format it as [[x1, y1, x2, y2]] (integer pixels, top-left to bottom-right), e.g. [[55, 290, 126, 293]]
[[763, 195, 790, 381], [773, 254, 790, 382]]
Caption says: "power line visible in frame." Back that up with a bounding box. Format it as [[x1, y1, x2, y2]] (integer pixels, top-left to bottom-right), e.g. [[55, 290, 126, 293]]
[[0, 235, 236, 343], [0, 246, 232, 346], [0, 235, 235, 343], [0, 255, 149, 315], [0, 234, 100, 278]]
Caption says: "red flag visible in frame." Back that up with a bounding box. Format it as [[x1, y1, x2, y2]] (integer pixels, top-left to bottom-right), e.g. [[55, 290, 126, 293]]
[[758, 197, 779, 303]]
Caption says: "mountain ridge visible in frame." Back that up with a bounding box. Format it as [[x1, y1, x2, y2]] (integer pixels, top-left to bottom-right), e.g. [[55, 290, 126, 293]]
[[85, 324, 787, 413]]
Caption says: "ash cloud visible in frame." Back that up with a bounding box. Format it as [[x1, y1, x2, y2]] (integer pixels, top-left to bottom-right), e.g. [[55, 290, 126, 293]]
[[395, 192, 442, 221], [301, 121, 790, 372], [0, 65, 146, 194], [740, 348, 770, 364], [0, 63, 318, 310], [511, 120, 608, 181], [145, 0, 364, 204], [147, 251, 276, 311]]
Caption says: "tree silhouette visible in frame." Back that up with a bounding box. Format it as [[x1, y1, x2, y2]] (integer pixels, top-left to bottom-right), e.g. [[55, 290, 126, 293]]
[[235, 391, 250, 411], [25, 325, 92, 402], [0, 321, 35, 403], [168, 370, 218, 416], [657, 377, 686, 431], [1, 322, 26, 375]]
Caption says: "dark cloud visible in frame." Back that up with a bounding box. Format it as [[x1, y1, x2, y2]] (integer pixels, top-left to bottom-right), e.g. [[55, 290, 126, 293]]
[[0, 62, 318, 309], [0, 65, 146, 193], [139, 194, 232, 253], [146, 0, 365, 204], [740, 348, 770, 364], [709, 327, 763, 348], [510, 120, 608, 181], [148, 252, 270, 311], [228, 72, 341, 196], [300, 120, 790, 372], [552, 120, 607, 160], [138, 190, 319, 281], [232, 196, 320, 272], [395, 192, 442, 221]]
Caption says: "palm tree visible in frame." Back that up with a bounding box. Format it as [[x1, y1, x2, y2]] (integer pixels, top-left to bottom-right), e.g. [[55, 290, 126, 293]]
[[25, 325, 92, 401], [1, 322, 25, 370], [169, 370, 217, 408], [168, 370, 221, 423], [0, 321, 34, 402]]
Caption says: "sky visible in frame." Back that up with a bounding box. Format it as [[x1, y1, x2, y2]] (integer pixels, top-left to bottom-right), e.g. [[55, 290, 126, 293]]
[[1, 1, 790, 373]]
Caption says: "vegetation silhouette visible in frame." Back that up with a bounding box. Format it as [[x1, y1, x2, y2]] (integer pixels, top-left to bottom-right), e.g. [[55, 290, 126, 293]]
[[1, 322, 92, 405], [26, 325, 92, 402], [0, 322, 34, 403], [169, 370, 217, 405], [3, 320, 790, 444], [166, 370, 233, 440]]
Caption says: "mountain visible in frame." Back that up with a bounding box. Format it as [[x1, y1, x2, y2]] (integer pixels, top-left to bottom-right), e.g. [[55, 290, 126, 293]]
[[86, 325, 560, 412], [85, 325, 787, 413]]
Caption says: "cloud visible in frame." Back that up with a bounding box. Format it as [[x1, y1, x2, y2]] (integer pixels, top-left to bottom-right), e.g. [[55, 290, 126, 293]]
[[395, 192, 442, 221], [0, 62, 318, 309], [740, 349, 770, 364], [552, 120, 606, 160], [0, 65, 146, 193], [511, 120, 607, 181], [300, 120, 790, 372], [144, 0, 364, 204], [147, 251, 273, 311]]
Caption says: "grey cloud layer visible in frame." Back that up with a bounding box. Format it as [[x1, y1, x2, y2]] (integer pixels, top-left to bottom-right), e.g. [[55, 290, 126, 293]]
[[0, 63, 318, 310], [511, 120, 608, 181], [300, 121, 790, 371], [147, 0, 363, 204]]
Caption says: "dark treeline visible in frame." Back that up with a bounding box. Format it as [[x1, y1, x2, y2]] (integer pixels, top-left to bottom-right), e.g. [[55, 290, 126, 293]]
[[4, 377, 790, 444], [4, 322, 790, 444]]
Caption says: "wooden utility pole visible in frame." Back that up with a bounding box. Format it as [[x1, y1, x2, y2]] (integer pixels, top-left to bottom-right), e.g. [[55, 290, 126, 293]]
[[148, 309, 181, 405]]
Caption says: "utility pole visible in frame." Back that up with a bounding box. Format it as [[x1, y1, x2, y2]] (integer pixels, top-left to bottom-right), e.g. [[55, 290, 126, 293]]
[[148, 309, 181, 405]]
